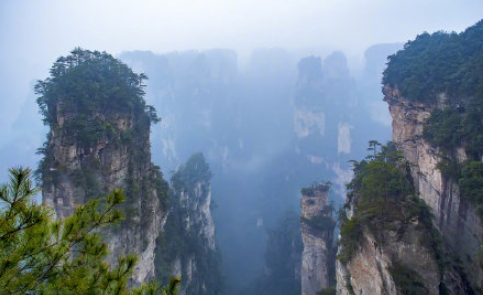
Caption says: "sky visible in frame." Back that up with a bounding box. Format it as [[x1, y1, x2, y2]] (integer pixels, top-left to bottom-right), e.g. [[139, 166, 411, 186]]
[[0, 0, 482, 139]]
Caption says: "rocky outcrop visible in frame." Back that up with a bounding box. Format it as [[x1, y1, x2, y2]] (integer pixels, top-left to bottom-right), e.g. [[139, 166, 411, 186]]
[[333, 138, 460, 295], [37, 49, 169, 285], [170, 186, 216, 294], [155, 153, 222, 295], [42, 110, 167, 285], [384, 86, 483, 290], [336, 213, 440, 295], [300, 184, 334, 295]]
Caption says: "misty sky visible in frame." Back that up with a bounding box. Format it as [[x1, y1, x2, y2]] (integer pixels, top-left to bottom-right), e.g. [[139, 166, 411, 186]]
[[1, 0, 482, 138]]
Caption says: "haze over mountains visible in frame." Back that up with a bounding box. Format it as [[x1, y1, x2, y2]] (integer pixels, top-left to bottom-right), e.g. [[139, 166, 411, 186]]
[[1, 1, 482, 294]]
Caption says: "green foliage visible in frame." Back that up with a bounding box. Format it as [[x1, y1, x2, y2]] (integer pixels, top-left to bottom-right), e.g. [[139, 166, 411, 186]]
[[383, 20, 483, 103], [170, 153, 212, 192], [423, 102, 483, 160], [34, 49, 171, 245], [0, 167, 179, 294], [338, 141, 432, 263], [301, 180, 331, 197], [423, 99, 483, 219], [460, 161, 483, 219], [301, 200, 335, 233], [35, 47, 159, 133], [35, 48, 159, 148], [339, 142, 449, 292], [338, 216, 363, 264], [423, 108, 464, 151], [302, 214, 335, 232], [388, 261, 428, 295], [385, 20, 483, 221]]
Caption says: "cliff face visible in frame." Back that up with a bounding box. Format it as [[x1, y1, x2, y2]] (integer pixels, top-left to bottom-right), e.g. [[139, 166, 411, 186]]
[[334, 140, 455, 295], [44, 111, 166, 284], [336, 212, 440, 295], [171, 184, 216, 294], [384, 86, 483, 290], [300, 184, 335, 295], [155, 153, 222, 295], [37, 49, 169, 285]]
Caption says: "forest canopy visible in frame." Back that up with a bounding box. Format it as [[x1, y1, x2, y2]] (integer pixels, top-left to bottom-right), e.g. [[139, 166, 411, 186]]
[[35, 48, 159, 132], [383, 20, 483, 102]]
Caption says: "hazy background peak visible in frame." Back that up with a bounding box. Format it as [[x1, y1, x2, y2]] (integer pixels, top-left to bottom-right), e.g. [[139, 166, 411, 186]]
[[0, 0, 481, 174]]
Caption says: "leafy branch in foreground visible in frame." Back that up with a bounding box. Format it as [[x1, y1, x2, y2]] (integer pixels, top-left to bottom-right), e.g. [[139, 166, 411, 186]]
[[0, 167, 179, 294]]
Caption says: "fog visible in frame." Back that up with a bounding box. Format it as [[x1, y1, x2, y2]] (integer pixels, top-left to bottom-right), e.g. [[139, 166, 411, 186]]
[[1, 0, 480, 135], [1, 1, 482, 294]]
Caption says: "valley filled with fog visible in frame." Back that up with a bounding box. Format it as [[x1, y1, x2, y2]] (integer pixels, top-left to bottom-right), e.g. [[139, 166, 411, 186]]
[[1, 1, 482, 294]]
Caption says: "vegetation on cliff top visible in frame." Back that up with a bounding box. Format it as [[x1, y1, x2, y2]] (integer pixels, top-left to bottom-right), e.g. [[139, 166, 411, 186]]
[[35, 48, 170, 232], [339, 142, 415, 262], [301, 180, 331, 197], [34, 48, 159, 192], [383, 19, 483, 102], [0, 167, 179, 294], [170, 152, 212, 193], [338, 142, 439, 293], [36, 48, 159, 131]]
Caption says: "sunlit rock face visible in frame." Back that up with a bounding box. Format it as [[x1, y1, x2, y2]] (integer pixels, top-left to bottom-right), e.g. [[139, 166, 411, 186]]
[[384, 85, 483, 290], [300, 185, 333, 295]]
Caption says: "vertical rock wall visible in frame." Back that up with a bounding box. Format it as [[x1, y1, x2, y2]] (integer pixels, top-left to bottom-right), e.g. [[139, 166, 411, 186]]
[[156, 153, 222, 295], [335, 216, 440, 295], [41, 108, 167, 285], [384, 86, 483, 290], [300, 185, 333, 295]]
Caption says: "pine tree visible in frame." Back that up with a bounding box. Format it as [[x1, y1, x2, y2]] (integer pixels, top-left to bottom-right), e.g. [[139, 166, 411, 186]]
[[0, 167, 180, 294]]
